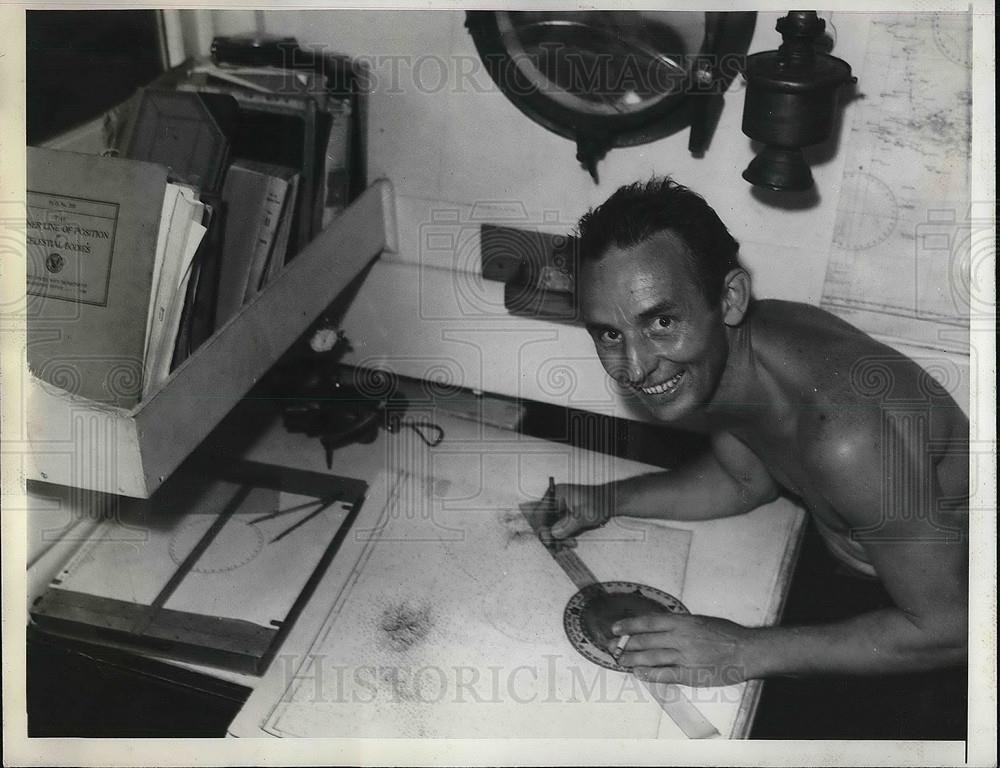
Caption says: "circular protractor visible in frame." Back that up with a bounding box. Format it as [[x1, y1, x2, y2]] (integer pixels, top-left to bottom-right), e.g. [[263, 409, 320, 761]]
[[563, 581, 689, 671]]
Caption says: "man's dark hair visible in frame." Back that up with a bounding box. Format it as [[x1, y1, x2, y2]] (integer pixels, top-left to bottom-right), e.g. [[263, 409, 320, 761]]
[[575, 177, 743, 303]]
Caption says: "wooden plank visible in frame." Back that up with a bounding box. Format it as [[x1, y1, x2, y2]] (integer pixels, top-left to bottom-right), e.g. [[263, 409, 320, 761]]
[[31, 589, 278, 674]]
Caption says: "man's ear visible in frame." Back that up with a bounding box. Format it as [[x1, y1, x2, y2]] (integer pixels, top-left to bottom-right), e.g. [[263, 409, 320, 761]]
[[720, 268, 752, 326]]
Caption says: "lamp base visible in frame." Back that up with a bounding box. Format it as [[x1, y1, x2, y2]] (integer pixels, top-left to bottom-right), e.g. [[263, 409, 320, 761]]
[[742, 146, 814, 191]]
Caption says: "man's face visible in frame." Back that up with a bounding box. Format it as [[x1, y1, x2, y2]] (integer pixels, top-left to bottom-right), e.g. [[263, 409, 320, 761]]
[[578, 231, 730, 422]]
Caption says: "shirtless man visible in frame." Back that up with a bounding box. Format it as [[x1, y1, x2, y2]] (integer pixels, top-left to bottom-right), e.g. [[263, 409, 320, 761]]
[[545, 178, 969, 711]]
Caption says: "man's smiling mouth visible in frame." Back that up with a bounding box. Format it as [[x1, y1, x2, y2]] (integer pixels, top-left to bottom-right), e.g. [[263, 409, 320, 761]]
[[638, 371, 684, 395]]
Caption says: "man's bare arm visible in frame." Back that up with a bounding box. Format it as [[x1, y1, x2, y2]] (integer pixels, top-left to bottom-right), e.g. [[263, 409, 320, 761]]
[[613, 418, 968, 682], [549, 431, 779, 538], [742, 420, 968, 677]]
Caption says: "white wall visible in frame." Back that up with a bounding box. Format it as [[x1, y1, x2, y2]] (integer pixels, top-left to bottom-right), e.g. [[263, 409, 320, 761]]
[[184, 10, 970, 417], [259, 9, 870, 304]]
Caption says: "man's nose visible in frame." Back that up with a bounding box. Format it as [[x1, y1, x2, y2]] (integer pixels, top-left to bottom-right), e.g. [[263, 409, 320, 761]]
[[619, 338, 655, 387]]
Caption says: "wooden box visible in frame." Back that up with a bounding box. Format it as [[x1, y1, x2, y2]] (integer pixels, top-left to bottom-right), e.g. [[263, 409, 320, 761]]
[[26, 180, 396, 498]]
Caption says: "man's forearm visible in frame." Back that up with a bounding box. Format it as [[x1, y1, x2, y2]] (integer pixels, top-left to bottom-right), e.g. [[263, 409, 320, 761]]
[[742, 608, 968, 679], [613, 462, 776, 522]]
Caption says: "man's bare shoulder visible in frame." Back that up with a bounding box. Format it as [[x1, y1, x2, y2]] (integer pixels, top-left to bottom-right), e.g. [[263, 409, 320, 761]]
[[748, 300, 968, 516], [749, 299, 958, 408], [750, 299, 892, 359]]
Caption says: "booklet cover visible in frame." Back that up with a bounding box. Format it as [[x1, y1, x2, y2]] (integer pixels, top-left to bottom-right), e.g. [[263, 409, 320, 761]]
[[26, 147, 170, 408]]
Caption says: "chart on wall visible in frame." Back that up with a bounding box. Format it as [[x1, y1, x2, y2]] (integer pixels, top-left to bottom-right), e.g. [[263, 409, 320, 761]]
[[819, 12, 978, 356]]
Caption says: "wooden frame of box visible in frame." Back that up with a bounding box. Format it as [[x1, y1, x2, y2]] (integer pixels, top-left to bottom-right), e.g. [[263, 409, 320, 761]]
[[26, 180, 397, 498]]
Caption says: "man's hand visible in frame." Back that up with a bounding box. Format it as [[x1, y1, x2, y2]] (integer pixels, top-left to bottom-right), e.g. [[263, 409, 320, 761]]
[[609, 613, 754, 687], [541, 482, 616, 541]]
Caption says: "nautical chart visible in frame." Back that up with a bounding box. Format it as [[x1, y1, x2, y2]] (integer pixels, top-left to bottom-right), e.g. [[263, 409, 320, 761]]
[[261, 468, 697, 739], [819, 12, 977, 354]]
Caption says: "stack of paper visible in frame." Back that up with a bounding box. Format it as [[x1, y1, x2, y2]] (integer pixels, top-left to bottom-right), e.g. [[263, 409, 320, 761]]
[[141, 184, 208, 396]]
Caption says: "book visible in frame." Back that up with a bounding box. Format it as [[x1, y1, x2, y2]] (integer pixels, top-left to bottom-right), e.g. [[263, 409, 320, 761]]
[[26, 147, 171, 408], [257, 174, 300, 292], [242, 165, 299, 301], [214, 159, 296, 327], [321, 98, 353, 228], [123, 87, 238, 195], [176, 83, 326, 255]]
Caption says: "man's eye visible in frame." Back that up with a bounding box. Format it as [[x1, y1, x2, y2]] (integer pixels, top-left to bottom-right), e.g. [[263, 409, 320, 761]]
[[599, 329, 622, 344], [654, 316, 674, 330]]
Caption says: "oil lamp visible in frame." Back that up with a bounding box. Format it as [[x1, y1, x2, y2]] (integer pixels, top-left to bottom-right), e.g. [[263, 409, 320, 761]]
[[741, 11, 855, 191]]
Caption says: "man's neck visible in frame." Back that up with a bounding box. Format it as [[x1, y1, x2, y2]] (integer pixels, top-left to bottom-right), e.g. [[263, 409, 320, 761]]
[[703, 313, 789, 431]]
